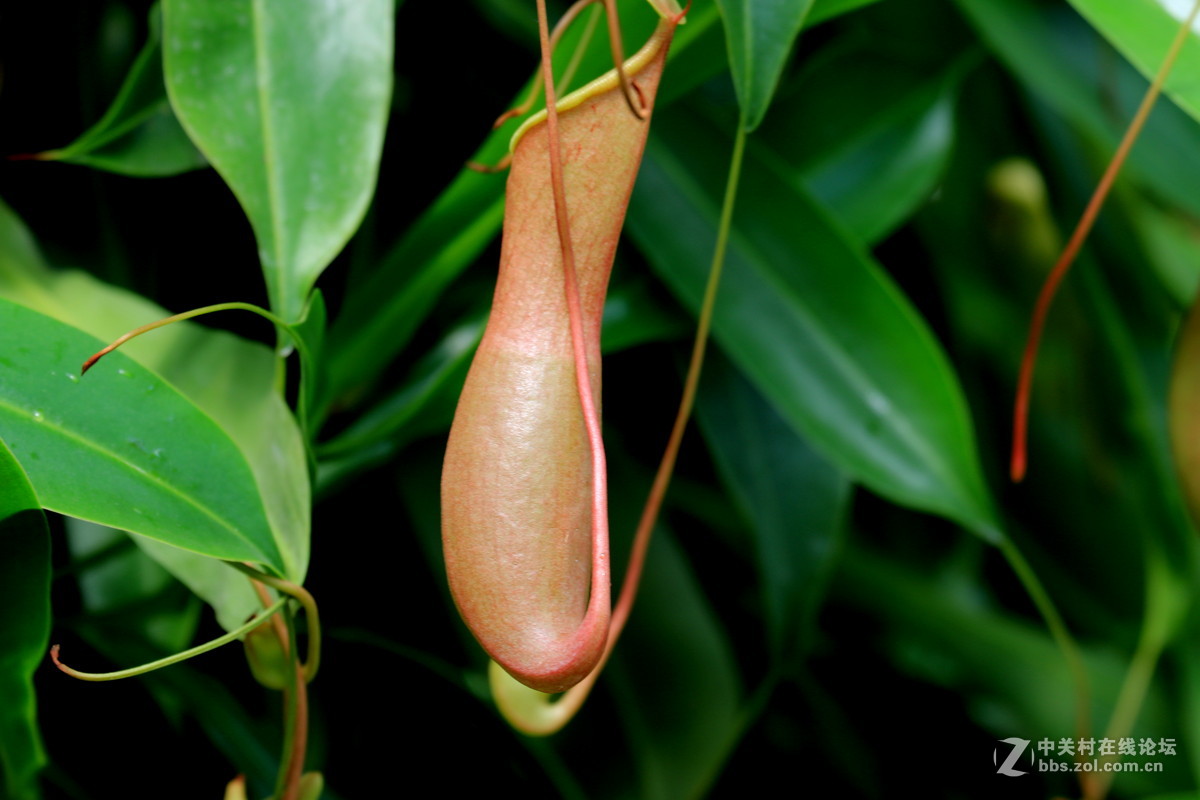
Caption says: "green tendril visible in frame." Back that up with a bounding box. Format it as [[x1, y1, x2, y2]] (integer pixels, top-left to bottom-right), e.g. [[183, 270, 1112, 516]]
[[50, 597, 287, 682]]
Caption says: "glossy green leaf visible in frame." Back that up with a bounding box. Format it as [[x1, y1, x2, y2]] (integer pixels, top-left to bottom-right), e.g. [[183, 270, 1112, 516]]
[[808, 103, 955, 243], [1066, 0, 1200, 124], [39, 5, 205, 177], [756, 50, 969, 243], [607, 529, 742, 800], [714, 0, 814, 130], [696, 352, 849, 657], [0, 437, 49, 800], [143, 319, 310, 582], [162, 0, 394, 322], [0, 197, 308, 618], [0, 299, 284, 571], [629, 108, 1001, 539], [808, 0, 881, 24]]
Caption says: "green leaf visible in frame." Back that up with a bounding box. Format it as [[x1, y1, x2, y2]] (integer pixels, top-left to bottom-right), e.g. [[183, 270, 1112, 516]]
[[695, 352, 850, 657], [0, 437, 49, 800], [0, 298, 284, 572], [39, 4, 205, 177], [714, 0, 814, 130], [1065, 0, 1200, 124], [143, 319, 310, 583], [808, 0, 881, 25], [607, 527, 742, 800], [756, 49, 971, 243], [162, 0, 394, 322], [0, 196, 308, 616], [629, 108, 1001, 539]]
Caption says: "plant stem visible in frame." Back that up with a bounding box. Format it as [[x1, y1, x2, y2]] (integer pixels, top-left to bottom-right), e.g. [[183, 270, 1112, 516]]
[[1004, 537, 1103, 799], [227, 562, 322, 682], [1000, 539, 1092, 742], [274, 609, 308, 800], [250, 576, 292, 661], [611, 122, 744, 639], [248, 573, 309, 800], [1089, 548, 1176, 800]]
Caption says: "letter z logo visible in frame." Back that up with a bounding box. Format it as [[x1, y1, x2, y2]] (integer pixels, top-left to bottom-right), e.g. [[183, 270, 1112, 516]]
[[995, 738, 1032, 776]]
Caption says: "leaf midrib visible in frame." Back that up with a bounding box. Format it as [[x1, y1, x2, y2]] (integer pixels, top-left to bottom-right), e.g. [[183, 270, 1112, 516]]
[[648, 142, 987, 525], [0, 396, 275, 565], [251, 0, 289, 315]]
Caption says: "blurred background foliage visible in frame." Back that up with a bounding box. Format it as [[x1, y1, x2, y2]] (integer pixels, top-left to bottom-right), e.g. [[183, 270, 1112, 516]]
[[3, 0, 1200, 797]]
